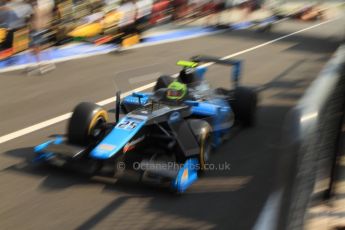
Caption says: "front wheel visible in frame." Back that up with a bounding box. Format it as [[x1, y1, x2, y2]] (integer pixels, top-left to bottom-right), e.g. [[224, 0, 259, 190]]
[[68, 102, 109, 146]]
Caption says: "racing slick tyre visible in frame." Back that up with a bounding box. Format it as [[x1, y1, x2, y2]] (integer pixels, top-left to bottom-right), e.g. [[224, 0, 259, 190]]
[[154, 75, 174, 91], [68, 102, 109, 146], [187, 119, 212, 172], [232, 87, 258, 127]]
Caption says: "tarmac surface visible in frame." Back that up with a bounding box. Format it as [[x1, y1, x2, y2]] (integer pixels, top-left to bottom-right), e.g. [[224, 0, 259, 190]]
[[0, 18, 343, 229]]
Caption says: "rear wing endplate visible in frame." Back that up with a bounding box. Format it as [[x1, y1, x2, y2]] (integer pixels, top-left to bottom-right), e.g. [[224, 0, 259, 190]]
[[191, 55, 242, 87]]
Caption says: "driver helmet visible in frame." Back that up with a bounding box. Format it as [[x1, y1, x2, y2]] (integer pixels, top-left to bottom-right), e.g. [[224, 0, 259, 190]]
[[166, 81, 187, 101]]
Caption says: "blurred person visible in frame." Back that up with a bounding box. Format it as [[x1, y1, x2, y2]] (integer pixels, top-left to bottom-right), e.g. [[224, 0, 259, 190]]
[[135, 0, 152, 32], [150, 0, 170, 24], [103, 0, 118, 12], [28, 0, 56, 75], [115, 0, 137, 49], [187, 0, 205, 18], [117, 0, 137, 30], [171, 0, 187, 20], [0, 0, 32, 50], [90, 0, 104, 13], [204, 0, 226, 26], [55, 0, 73, 23], [199, 0, 215, 17]]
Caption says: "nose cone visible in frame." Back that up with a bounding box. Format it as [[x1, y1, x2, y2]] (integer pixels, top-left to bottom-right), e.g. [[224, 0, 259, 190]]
[[90, 116, 147, 159]]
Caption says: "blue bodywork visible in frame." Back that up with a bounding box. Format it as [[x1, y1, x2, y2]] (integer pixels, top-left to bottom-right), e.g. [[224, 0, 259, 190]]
[[171, 158, 199, 193], [91, 116, 147, 159], [185, 99, 232, 146], [123, 92, 152, 106], [33, 136, 64, 162]]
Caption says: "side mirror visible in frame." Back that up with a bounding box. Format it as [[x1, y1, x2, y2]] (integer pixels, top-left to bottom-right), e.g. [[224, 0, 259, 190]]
[[132, 92, 145, 105]]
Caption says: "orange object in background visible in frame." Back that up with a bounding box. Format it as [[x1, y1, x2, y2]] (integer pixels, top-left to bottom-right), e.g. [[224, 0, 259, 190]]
[[0, 27, 30, 61], [0, 28, 7, 43], [122, 34, 140, 48], [12, 28, 30, 54], [301, 8, 322, 21], [94, 35, 114, 45], [0, 48, 13, 61]]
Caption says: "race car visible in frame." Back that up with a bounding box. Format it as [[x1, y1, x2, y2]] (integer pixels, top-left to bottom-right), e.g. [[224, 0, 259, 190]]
[[34, 56, 257, 193]]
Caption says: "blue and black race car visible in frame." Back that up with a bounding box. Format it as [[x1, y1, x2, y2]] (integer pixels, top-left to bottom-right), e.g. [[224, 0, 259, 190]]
[[34, 56, 257, 193]]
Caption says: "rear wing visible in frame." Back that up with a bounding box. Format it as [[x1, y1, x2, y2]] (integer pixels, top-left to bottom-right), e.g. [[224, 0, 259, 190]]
[[191, 55, 243, 87]]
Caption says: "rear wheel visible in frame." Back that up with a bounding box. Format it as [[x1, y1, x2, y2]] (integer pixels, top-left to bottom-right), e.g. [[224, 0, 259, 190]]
[[68, 102, 109, 146], [232, 87, 258, 127]]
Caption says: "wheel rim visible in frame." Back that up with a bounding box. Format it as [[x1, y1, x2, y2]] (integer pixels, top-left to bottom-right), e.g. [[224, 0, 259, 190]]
[[90, 116, 106, 141]]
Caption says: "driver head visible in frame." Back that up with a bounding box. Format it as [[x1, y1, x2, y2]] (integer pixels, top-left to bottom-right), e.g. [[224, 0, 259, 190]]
[[166, 81, 187, 101]]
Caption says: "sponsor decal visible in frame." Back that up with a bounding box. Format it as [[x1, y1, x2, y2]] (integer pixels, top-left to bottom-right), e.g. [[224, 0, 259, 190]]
[[169, 111, 181, 122], [98, 144, 116, 151], [181, 168, 189, 183]]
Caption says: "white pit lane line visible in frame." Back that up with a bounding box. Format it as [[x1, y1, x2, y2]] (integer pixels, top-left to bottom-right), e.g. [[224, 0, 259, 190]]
[[0, 18, 339, 145]]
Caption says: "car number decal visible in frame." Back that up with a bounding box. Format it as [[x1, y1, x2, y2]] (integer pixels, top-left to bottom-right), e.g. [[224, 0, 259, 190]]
[[117, 120, 138, 130]]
